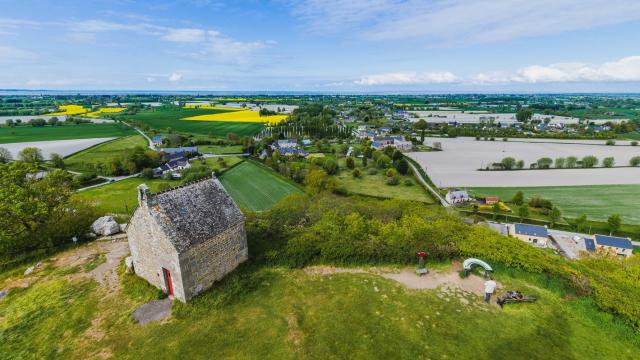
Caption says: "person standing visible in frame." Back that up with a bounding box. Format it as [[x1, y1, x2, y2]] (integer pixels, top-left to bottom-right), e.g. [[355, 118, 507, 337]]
[[484, 277, 497, 303]]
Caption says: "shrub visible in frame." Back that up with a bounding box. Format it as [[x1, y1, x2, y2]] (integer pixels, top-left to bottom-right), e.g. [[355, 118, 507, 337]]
[[602, 157, 615, 168], [500, 157, 516, 170], [403, 179, 413, 186], [630, 156, 640, 167], [632, 141, 638, 146], [529, 196, 553, 210], [581, 155, 598, 168], [516, 160, 525, 169], [606, 139, 616, 146], [376, 154, 391, 169], [367, 167, 378, 175], [352, 169, 361, 178], [566, 156, 578, 168], [536, 157, 553, 169], [346, 156, 355, 169], [512, 191, 524, 205], [554, 157, 565, 169], [395, 158, 409, 175], [141, 168, 155, 179], [386, 176, 399, 185], [385, 168, 397, 178]]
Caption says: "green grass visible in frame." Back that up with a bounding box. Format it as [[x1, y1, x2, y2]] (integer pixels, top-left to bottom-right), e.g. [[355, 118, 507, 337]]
[[64, 135, 148, 171], [121, 107, 264, 137], [0, 278, 99, 358], [74, 177, 182, 217], [3, 263, 638, 359], [0, 123, 135, 144], [469, 184, 640, 223], [334, 159, 434, 204], [198, 144, 245, 154], [196, 156, 244, 173], [220, 161, 303, 211]]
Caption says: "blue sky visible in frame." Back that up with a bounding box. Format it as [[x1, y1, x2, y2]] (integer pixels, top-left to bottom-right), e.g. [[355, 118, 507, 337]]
[[1, 0, 640, 92]]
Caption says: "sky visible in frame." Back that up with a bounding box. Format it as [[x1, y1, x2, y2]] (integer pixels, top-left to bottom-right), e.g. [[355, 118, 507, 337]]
[[1, 0, 640, 92]]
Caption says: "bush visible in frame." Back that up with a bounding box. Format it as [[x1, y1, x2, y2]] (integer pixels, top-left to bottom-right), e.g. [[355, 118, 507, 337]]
[[404, 179, 413, 186], [630, 156, 640, 167], [367, 168, 378, 175], [385, 168, 397, 178], [606, 139, 616, 146], [386, 176, 400, 185], [141, 168, 155, 179], [602, 157, 615, 168], [529, 196, 553, 210], [582, 155, 598, 168], [631, 141, 638, 146], [346, 156, 355, 169], [352, 169, 361, 178], [536, 157, 553, 169], [395, 158, 409, 175], [501, 157, 516, 170]]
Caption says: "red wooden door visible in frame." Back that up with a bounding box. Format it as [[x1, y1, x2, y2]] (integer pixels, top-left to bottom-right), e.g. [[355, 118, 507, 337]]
[[163, 268, 174, 296]]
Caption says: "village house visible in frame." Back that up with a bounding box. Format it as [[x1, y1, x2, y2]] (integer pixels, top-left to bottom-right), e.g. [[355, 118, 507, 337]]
[[509, 223, 549, 247], [153, 157, 191, 178], [593, 234, 634, 257], [271, 139, 307, 157], [152, 135, 164, 147], [126, 176, 248, 302], [484, 196, 500, 205], [445, 190, 472, 204]]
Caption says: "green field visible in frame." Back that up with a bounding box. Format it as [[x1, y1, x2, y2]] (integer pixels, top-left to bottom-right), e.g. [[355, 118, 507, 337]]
[[0, 123, 135, 144], [64, 135, 148, 171], [220, 161, 303, 211], [198, 144, 245, 154], [334, 159, 434, 204], [121, 107, 264, 137], [74, 177, 182, 217], [2, 259, 638, 359], [469, 184, 640, 223]]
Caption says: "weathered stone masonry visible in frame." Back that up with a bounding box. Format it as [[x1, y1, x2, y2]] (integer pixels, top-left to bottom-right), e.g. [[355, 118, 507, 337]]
[[126, 175, 247, 302]]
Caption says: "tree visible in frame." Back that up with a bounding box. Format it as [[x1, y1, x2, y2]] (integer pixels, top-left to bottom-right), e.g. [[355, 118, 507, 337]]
[[50, 153, 65, 169], [376, 154, 391, 168], [385, 168, 397, 178], [392, 150, 403, 162], [516, 108, 533, 122], [550, 206, 562, 226], [414, 119, 428, 143], [603, 157, 615, 168], [18, 147, 43, 164], [512, 191, 524, 205], [322, 158, 339, 175], [6, 119, 14, 127], [141, 168, 155, 179], [0, 147, 12, 163], [500, 157, 516, 170], [566, 156, 578, 168], [536, 157, 553, 169], [362, 157, 368, 167], [581, 155, 598, 168], [554, 157, 565, 169], [346, 156, 355, 169], [492, 202, 501, 220], [305, 169, 334, 194], [607, 214, 621, 235], [518, 204, 530, 221], [47, 117, 59, 126], [630, 156, 640, 167], [29, 118, 46, 127], [0, 162, 90, 255], [395, 158, 409, 175], [575, 214, 588, 232], [352, 169, 361, 178]]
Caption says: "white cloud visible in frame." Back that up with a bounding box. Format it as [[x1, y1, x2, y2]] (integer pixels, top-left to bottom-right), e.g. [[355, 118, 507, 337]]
[[474, 56, 640, 84], [355, 71, 458, 85], [203, 30, 272, 63], [168, 72, 183, 82], [290, 0, 640, 44], [162, 28, 206, 43]]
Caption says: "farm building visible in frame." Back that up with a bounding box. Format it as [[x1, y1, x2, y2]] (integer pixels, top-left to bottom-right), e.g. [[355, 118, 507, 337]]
[[445, 190, 471, 204], [594, 234, 633, 257], [126, 176, 248, 302], [153, 157, 191, 178], [509, 223, 549, 247], [484, 197, 500, 205]]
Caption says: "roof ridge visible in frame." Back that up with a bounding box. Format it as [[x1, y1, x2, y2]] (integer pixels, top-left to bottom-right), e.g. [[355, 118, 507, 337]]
[[153, 174, 216, 196]]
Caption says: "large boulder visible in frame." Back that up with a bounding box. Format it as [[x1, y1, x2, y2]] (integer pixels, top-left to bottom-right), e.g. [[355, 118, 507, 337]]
[[91, 216, 121, 236]]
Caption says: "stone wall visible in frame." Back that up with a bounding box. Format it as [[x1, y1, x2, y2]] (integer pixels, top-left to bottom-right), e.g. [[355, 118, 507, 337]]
[[127, 208, 188, 301], [179, 221, 248, 301]]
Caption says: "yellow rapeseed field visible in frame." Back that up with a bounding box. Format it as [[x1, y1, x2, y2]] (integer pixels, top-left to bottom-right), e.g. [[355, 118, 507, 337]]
[[48, 105, 89, 116], [183, 110, 288, 125], [84, 107, 126, 117]]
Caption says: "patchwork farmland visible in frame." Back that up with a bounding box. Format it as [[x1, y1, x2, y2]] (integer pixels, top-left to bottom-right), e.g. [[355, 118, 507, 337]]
[[220, 161, 302, 211], [408, 137, 640, 187]]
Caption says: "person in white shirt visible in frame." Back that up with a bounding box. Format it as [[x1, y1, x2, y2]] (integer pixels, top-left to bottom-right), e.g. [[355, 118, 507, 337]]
[[484, 277, 497, 303]]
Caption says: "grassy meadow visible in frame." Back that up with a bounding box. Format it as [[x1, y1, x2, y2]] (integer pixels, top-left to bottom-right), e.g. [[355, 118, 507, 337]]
[[74, 177, 182, 217], [1, 258, 639, 359], [220, 161, 303, 211], [469, 184, 640, 223], [334, 158, 434, 203], [0, 123, 135, 144], [121, 107, 264, 137], [64, 135, 148, 171]]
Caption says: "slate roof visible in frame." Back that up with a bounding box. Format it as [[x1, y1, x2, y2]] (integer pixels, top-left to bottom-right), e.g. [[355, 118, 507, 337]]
[[142, 176, 244, 254], [161, 147, 198, 154], [595, 234, 633, 250], [513, 223, 548, 238]]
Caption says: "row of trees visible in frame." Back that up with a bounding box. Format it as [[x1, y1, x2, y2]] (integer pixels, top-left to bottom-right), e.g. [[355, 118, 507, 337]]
[[497, 155, 638, 170]]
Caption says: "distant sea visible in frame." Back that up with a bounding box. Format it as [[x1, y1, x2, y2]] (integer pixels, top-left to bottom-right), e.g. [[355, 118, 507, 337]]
[[1, 89, 640, 96]]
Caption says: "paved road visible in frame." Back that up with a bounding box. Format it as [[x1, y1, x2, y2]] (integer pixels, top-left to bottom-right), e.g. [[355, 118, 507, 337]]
[[407, 160, 450, 207]]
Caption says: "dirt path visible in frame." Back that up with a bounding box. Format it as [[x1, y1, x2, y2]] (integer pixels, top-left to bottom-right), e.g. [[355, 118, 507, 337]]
[[304, 264, 501, 298]]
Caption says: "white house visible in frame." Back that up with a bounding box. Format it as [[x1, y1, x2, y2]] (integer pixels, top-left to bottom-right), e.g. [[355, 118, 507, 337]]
[[445, 190, 471, 204], [509, 223, 549, 248]]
